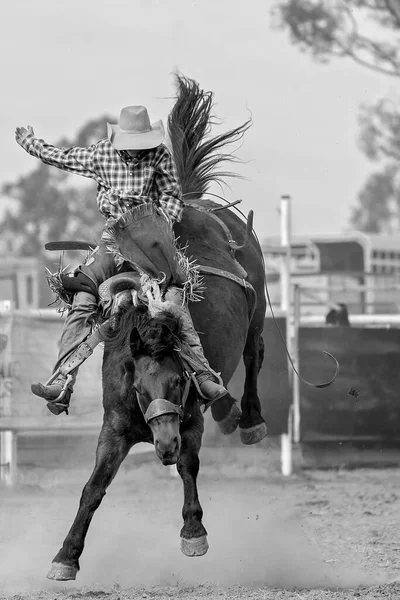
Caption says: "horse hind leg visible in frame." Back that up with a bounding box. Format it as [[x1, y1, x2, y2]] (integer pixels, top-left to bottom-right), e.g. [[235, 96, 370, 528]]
[[239, 328, 268, 445], [46, 424, 131, 580]]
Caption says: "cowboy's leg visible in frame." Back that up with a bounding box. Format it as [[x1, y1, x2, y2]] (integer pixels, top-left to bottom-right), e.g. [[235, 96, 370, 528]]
[[31, 239, 119, 413], [55, 292, 98, 369], [31, 291, 97, 412], [163, 287, 229, 402]]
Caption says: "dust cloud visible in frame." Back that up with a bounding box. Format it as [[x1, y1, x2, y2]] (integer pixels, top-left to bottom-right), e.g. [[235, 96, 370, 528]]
[[0, 454, 390, 595]]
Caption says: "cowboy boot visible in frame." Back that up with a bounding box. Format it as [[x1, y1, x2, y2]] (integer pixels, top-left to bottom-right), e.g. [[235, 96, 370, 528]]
[[31, 291, 98, 415], [163, 287, 229, 403], [31, 370, 77, 415]]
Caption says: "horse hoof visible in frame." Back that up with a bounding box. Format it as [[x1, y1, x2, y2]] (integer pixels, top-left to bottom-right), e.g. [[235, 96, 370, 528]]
[[240, 421, 268, 445], [181, 535, 209, 557], [216, 403, 241, 435], [46, 562, 78, 581]]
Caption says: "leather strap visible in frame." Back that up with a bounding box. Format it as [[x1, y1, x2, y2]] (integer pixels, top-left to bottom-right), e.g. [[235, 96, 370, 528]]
[[142, 398, 183, 423], [197, 265, 252, 290], [60, 343, 94, 376], [136, 371, 192, 424], [188, 203, 248, 280], [56, 320, 112, 377], [197, 265, 257, 321]]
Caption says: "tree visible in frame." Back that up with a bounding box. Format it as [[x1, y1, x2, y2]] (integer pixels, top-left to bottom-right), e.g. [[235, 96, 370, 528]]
[[350, 97, 400, 231], [273, 0, 400, 77], [273, 0, 400, 232], [0, 116, 114, 260], [351, 164, 400, 232]]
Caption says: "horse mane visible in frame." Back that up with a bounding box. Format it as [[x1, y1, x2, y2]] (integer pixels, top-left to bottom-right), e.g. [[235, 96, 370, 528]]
[[168, 73, 252, 200], [104, 305, 183, 360]]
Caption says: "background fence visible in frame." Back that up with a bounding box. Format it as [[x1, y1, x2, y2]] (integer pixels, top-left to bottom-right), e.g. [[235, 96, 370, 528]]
[[2, 309, 400, 484]]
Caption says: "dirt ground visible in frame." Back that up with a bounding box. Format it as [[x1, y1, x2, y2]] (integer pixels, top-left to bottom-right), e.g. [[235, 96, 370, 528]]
[[0, 442, 399, 600]]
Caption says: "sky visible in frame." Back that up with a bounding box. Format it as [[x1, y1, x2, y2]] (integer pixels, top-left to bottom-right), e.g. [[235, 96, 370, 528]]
[[0, 0, 396, 241]]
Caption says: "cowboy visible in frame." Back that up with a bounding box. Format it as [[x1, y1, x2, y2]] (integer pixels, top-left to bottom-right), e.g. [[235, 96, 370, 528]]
[[15, 105, 229, 415]]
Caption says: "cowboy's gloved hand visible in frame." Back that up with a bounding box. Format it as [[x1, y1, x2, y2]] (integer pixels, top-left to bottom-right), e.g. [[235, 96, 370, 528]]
[[148, 298, 181, 318], [15, 125, 35, 146]]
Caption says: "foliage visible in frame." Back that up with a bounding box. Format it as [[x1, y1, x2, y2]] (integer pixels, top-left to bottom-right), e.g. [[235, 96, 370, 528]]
[[273, 0, 400, 77], [273, 0, 400, 232]]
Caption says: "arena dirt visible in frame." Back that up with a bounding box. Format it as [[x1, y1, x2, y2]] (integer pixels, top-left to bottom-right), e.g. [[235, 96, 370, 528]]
[[0, 444, 399, 599]]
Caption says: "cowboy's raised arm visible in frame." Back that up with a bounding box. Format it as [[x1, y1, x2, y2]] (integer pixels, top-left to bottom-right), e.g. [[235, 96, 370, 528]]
[[155, 146, 184, 224], [15, 126, 97, 179]]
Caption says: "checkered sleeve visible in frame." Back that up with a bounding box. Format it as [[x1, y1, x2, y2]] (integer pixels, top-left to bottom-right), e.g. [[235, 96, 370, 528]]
[[154, 147, 184, 224], [20, 133, 98, 180]]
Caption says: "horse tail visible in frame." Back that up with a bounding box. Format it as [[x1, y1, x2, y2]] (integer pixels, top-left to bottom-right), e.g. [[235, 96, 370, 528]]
[[168, 73, 252, 199]]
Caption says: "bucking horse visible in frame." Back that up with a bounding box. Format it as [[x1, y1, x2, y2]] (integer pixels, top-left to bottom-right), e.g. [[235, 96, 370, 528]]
[[45, 75, 268, 581]]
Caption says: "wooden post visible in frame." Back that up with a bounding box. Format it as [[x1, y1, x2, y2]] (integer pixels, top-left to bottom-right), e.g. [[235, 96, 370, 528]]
[[280, 195, 293, 475], [0, 431, 17, 486], [0, 301, 16, 487], [281, 406, 293, 476], [280, 195, 292, 317], [292, 284, 301, 443]]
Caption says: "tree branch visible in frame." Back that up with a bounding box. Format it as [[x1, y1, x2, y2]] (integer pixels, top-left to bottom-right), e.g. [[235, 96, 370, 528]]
[[274, 0, 400, 77], [384, 0, 400, 28], [335, 36, 400, 76]]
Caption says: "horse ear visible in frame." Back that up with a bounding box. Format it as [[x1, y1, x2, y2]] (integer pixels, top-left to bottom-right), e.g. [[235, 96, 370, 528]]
[[128, 306, 148, 357], [129, 326, 144, 357]]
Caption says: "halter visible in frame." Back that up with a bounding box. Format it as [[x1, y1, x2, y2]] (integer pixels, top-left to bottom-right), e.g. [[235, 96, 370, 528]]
[[135, 359, 193, 424]]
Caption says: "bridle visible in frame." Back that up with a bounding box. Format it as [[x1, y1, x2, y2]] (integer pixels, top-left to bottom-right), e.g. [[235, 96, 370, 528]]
[[134, 353, 193, 425]]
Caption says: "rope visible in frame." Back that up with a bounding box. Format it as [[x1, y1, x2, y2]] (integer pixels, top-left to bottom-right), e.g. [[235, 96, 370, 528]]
[[184, 192, 340, 389]]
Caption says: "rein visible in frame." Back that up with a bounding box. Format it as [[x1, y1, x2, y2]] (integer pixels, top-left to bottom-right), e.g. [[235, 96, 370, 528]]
[[227, 207, 340, 388]]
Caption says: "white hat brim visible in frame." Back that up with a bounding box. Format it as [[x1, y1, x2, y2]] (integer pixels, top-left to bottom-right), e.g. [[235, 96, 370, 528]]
[[107, 119, 165, 150]]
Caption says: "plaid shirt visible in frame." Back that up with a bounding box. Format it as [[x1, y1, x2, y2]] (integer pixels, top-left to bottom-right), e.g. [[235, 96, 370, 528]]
[[20, 134, 184, 223]]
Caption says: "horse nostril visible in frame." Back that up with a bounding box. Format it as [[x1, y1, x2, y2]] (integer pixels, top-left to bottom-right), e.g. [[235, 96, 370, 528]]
[[154, 437, 179, 458]]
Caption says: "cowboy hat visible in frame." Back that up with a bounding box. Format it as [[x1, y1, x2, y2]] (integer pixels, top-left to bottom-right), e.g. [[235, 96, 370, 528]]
[[107, 105, 165, 150]]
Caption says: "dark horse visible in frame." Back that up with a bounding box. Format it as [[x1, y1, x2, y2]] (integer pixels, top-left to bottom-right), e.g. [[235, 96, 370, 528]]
[[325, 303, 351, 327], [46, 75, 267, 581]]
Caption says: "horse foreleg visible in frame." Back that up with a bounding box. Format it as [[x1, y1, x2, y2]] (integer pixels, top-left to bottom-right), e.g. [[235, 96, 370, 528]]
[[177, 417, 208, 557], [239, 327, 268, 445], [47, 424, 131, 580]]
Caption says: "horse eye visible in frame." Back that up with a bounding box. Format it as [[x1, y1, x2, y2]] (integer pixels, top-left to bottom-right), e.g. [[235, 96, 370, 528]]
[[174, 377, 181, 388]]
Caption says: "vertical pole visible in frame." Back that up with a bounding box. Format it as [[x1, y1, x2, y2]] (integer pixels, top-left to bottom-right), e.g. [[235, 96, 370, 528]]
[[280, 195, 293, 476], [280, 195, 293, 384], [363, 246, 373, 315], [293, 284, 301, 443], [281, 406, 293, 476], [280, 195, 292, 316], [0, 301, 16, 487], [0, 431, 17, 486]]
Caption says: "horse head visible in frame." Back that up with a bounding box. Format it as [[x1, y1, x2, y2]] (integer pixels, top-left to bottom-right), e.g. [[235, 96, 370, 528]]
[[113, 304, 188, 465], [325, 303, 351, 327]]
